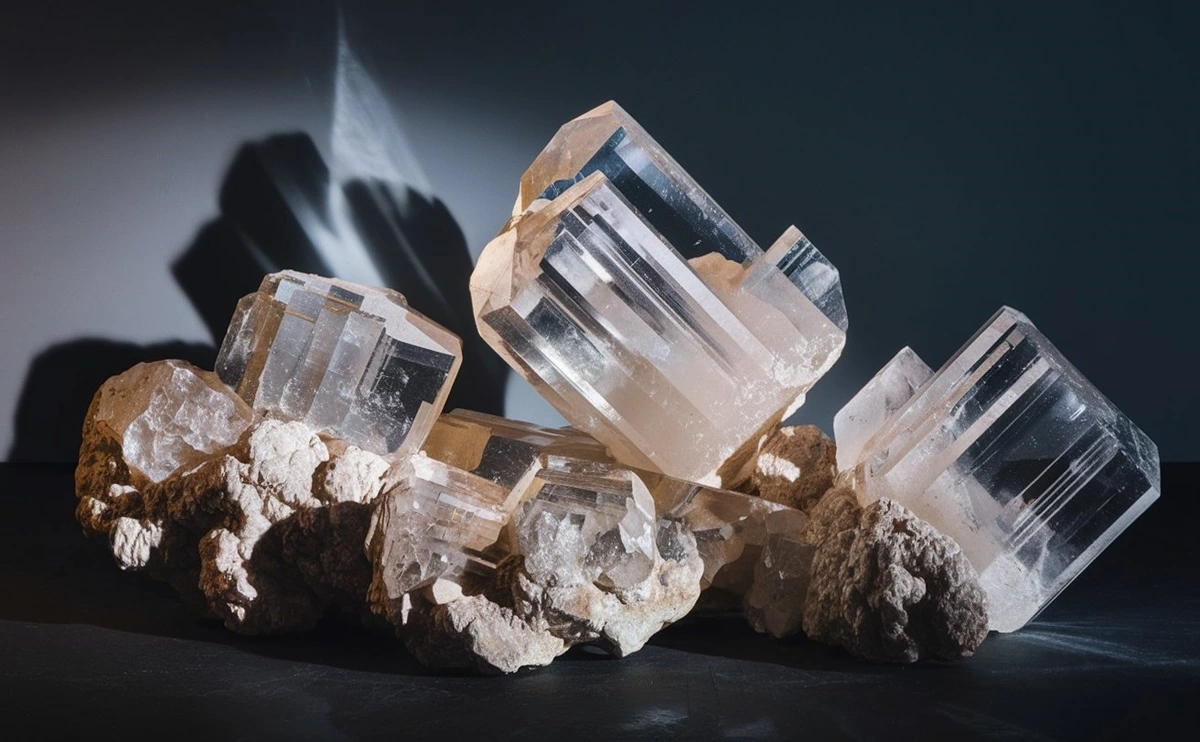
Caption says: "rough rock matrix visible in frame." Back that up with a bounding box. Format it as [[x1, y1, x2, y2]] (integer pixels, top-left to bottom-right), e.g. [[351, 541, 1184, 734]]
[[750, 425, 837, 511], [802, 496, 989, 662], [78, 364, 390, 633]]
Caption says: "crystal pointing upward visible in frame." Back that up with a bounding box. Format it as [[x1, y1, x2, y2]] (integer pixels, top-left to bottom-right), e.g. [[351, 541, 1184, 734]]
[[472, 102, 847, 486], [216, 270, 461, 458]]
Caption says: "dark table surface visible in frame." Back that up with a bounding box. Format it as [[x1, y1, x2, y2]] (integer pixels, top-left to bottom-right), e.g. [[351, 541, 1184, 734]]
[[1, 462, 1196, 741]]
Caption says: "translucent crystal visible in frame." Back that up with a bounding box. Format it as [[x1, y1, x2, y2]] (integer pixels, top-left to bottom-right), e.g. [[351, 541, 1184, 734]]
[[833, 347, 934, 471], [471, 101, 846, 486], [743, 508, 814, 637], [512, 455, 658, 590], [372, 410, 610, 597], [92, 360, 256, 482], [649, 474, 789, 592], [421, 408, 609, 484], [216, 270, 461, 458], [369, 452, 517, 598], [843, 307, 1161, 632]]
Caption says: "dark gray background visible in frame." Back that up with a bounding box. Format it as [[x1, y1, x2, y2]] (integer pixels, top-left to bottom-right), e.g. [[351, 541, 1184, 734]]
[[2, 0, 1196, 462]]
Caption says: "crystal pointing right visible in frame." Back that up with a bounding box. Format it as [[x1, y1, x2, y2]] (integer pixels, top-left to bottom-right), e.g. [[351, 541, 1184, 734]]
[[836, 307, 1160, 632]]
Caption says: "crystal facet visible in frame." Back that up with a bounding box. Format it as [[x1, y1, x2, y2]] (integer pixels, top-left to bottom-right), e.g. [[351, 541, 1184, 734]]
[[833, 347, 934, 471], [842, 307, 1161, 632], [216, 270, 462, 458], [512, 455, 659, 590], [471, 101, 847, 486], [648, 474, 790, 593], [91, 360, 256, 482], [370, 410, 607, 600]]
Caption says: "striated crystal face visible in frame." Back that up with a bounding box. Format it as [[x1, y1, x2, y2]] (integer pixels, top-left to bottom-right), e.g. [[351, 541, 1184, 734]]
[[216, 270, 461, 458], [421, 408, 609, 484], [472, 102, 846, 486], [93, 360, 257, 482], [512, 455, 658, 590], [370, 453, 517, 598], [833, 347, 934, 471], [843, 307, 1161, 632]]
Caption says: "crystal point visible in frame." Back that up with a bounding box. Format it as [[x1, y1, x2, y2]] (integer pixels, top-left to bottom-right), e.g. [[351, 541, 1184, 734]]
[[216, 270, 461, 459], [841, 307, 1160, 632], [473, 103, 846, 485]]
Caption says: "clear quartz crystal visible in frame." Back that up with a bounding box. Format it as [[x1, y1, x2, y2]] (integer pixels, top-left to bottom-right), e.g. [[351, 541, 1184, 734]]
[[216, 270, 461, 458], [370, 452, 519, 597], [843, 307, 1161, 632], [833, 347, 934, 471], [373, 410, 611, 595], [511, 455, 658, 590], [471, 101, 846, 486], [94, 360, 256, 482]]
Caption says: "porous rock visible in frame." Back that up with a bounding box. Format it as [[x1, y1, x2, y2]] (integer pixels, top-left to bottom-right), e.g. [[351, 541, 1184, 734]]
[[76, 370, 390, 635], [802, 497, 989, 662], [751, 425, 837, 512]]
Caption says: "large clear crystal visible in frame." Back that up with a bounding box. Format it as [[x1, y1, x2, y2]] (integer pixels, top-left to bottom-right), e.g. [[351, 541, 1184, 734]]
[[92, 360, 256, 482], [842, 307, 1161, 632], [216, 270, 461, 458], [471, 101, 846, 486]]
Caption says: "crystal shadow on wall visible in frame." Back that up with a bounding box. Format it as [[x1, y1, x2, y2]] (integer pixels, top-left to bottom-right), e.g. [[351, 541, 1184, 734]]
[[173, 32, 506, 416]]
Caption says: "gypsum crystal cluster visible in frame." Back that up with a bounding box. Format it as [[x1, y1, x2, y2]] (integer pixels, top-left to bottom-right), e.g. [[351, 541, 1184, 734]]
[[75, 101, 1158, 671]]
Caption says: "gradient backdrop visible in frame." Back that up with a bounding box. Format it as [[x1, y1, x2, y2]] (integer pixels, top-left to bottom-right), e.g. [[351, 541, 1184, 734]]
[[2, 1, 1196, 462]]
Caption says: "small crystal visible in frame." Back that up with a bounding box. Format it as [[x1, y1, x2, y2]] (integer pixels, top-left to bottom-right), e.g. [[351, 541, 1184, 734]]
[[370, 410, 607, 600], [471, 101, 846, 486], [512, 455, 658, 590], [369, 452, 517, 599], [743, 508, 813, 638], [833, 347, 933, 472], [648, 474, 789, 592], [216, 270, 462, 458], [841, 307, 1161, 632], [92, 360, 256, 482]]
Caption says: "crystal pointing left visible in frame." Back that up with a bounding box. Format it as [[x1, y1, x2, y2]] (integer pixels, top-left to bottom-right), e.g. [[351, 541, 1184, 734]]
[[216, 270, 462, 459]]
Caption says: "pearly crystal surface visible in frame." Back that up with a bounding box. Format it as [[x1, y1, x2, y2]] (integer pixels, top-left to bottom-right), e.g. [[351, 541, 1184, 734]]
[[91, 360, 256, 482], [471, 101, 847, 486], [216, 270, 461, 458], [833, 347, 933, 472], [842, 307, 1160, 632]]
